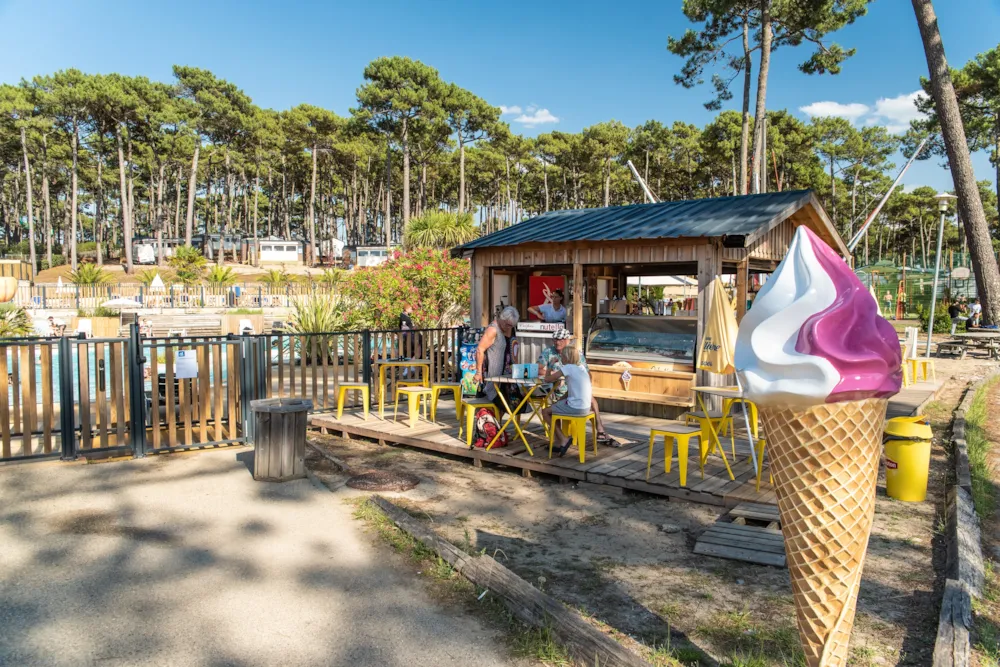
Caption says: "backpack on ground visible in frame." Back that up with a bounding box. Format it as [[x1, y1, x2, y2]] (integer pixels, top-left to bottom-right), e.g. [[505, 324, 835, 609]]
[[472, 407, 507, 449]]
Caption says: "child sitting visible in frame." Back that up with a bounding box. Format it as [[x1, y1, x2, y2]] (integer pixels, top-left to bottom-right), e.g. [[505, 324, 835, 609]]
[[539, 346, 593, 457]]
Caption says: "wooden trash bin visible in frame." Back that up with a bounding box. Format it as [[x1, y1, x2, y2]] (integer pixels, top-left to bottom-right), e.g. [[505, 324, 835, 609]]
[[251, 397, 313, 482]]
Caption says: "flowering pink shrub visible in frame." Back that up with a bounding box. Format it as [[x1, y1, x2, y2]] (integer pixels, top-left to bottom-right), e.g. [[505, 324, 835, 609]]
[[337, 248, 470, 330]]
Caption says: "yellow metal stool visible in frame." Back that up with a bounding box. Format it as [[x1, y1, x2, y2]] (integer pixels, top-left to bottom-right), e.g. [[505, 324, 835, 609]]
[[393, 386, 432, 428], [901, 359, 912, 387], [460, 399, 499, 446], [906, 357, 936, 383], [430, 382, 464, 422], [647, 423, 701, 486], [548, 413, 597, 463], [336, 381, 370, 421]]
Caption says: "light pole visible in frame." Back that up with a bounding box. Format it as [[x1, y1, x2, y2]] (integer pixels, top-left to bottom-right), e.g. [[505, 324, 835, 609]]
[[927, 193, 958, 358]]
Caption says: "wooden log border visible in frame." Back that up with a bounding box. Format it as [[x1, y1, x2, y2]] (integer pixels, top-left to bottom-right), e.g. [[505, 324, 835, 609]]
[[933, 370, 999, 667], [368, 495, 653, 667]]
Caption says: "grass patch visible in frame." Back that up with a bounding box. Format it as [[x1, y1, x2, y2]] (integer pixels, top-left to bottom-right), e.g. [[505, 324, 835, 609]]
[[228, 308, 263, 314], [965, 378, 999, 520], [348, 496, 577, 665], [696, 609, 804, 666]]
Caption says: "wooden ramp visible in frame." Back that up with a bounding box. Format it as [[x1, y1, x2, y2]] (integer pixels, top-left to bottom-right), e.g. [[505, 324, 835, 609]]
[[728, 501, 780, 524], [693, 522, 787, 567]]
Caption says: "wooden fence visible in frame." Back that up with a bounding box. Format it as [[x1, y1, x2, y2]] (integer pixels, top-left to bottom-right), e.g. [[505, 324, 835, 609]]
[[0, 326, 461, 463], [17, 284, 335, 310]]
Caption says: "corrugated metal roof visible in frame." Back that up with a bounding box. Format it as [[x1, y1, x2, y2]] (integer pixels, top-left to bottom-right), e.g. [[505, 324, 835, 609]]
[[456, 190, 816, 252]]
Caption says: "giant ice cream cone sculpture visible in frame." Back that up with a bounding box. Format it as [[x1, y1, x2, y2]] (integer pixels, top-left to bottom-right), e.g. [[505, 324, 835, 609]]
[[735, 226, 902, 666]]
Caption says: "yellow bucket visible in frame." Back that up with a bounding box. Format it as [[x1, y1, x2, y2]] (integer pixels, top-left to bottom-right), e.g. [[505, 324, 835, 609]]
[[884, 416, 932, 502]]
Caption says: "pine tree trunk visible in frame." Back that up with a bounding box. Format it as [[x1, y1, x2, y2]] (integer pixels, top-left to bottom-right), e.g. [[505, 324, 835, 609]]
[[401, 118, 410, 228], [309, 143, 318, 265], [116, 127, 133, 273], [19, 126, 36, 274], [751, 0, 772, 194], [543, 160, 549, 212], [42, 141, 52, 270], [96, 157, 104, 266], [384, 141, 392, 247], [458, 139, 466, 212], [913, 0, 1000, 323], [174, 167, 182, 238], [740, 18, 752, 195], [253, 162, 260, 243], [70, 117, 79, 270], [185, 140, 199, 245], [157, 162, 167, 267], [604, 161, 611, 207]]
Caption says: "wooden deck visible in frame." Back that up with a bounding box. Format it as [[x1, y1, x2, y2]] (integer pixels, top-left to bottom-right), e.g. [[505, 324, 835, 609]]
[[309, 381, 942, 509]]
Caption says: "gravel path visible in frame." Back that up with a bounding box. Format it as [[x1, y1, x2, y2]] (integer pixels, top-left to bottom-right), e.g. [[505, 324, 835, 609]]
[[0, 448, 514, 667]]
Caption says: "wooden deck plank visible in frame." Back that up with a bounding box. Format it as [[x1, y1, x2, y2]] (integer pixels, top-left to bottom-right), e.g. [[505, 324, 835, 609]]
[[693, 541, 786, 567], [729, 502, 780, 522]]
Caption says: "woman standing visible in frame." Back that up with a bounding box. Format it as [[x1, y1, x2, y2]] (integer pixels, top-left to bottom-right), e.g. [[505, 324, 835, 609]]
[[472, 306, 519, 414]]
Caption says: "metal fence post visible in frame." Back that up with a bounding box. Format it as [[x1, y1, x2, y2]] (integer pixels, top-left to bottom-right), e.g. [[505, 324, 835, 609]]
[[129, 323, 148, 458], [58, 336, 77, 461], [362, 330, 372, 386], [239, 335, 255, 445], [75, 285, 80, 311]]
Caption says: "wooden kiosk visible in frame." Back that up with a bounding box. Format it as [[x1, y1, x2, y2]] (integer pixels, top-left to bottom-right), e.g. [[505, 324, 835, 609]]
[[453, 190, 848, 417]]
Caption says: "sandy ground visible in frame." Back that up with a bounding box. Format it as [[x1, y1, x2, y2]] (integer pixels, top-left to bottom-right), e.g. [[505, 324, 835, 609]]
[[308, 355, 999, 666], [0, 448, 519, 667]]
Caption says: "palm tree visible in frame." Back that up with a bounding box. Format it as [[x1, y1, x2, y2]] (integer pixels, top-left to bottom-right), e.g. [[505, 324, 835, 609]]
[[168, 246, 207, 286], [403, 211, 479, 250], [260, 268, 293, 287], [68, 263, 112, 285], [912, 0, 1000, 324], [206, 266, 237, 287]]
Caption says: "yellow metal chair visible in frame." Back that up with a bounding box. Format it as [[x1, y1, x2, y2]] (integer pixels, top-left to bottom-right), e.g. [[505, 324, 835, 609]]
[[548, 413, 597, 463], [722, 398, 758, 439], [521, 392, 551, 438], [393, 386, 433, 428], [647, 423, 702, 487], [684, 409, 735, 458], [430, 382, 463, 422], [460, 399, 499, 446], [752, 437, 771, 491], [335, 381, 369, 421]]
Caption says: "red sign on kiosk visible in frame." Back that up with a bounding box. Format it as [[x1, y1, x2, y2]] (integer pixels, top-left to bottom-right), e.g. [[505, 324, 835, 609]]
[[527, 276, 565, 320]]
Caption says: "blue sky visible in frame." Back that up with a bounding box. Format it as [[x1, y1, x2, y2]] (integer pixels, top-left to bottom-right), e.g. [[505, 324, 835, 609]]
[[1, 0, 997, 193]]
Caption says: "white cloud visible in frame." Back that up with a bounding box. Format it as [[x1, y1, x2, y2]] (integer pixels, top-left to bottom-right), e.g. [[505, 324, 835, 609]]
[[798, 91, 930, 134], [513, 108, 559, 126], [499, 105, 522, 115], [799, 101, 871, 122], [870, 91, 928, 133]]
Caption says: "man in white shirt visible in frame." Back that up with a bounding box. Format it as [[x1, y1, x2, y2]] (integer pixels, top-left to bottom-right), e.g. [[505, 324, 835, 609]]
[[528, 289, 566, 323], [971, 299, 983, 327]]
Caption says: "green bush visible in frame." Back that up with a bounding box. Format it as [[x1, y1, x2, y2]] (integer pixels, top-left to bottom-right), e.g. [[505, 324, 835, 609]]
[[919, 306, 953, 334], [77, 306, 119, 318], [41, 255, 66, 270]]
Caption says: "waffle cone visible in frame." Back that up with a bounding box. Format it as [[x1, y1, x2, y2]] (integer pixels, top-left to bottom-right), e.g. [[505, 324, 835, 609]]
[[759, 398, 887, 667]]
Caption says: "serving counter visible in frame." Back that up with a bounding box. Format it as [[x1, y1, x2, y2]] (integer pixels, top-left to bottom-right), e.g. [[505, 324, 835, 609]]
[[584, 314, 697, 407]]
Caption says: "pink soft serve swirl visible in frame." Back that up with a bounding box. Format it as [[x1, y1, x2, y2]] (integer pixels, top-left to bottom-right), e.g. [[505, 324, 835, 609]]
[[794, 228, 902, 403]]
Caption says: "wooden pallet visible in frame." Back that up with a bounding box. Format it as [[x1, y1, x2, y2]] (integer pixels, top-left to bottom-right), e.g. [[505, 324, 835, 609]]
[[693, 522, 786, 567], [728, 501, 780, 524]]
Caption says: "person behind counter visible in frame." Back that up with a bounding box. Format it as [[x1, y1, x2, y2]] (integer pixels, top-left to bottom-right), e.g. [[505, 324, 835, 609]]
[[538, 328, 611, 445], [528, 288, 566, 323], [539, 346, 593, 457], [472, 306, 519, 414]]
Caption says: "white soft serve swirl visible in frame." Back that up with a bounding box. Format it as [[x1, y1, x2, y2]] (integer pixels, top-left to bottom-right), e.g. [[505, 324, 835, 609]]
[[734, 227, 840, 408]]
